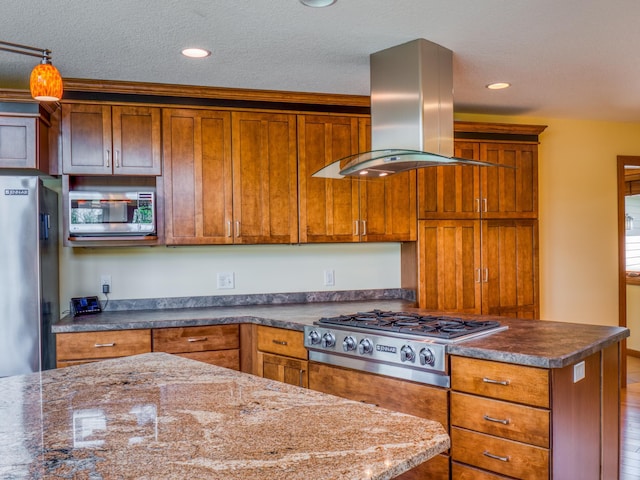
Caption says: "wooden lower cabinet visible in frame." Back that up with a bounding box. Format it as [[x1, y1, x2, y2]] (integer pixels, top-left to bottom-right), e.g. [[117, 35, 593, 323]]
[[257, 351, 308, 388], [254, 325, 309, 388], [56, 325, 240, 370], [308, 362, 449, 480], [56, 329, 152, 367], [415, 219, 539, 318], [152, 325, 240, 370], [450, 353, 613, 480]]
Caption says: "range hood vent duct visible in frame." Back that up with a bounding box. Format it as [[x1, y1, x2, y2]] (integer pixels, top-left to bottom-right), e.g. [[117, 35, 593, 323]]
[[313, 38, 503, 179]]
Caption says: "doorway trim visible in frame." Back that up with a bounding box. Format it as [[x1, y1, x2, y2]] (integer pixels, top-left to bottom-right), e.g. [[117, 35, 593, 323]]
[[617, 155, 640, 387]]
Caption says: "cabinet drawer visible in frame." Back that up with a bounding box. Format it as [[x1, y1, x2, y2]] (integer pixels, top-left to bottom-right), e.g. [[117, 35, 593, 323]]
[[152, 325, 239, 353], [56, 330, 151, 361], [451, 392, 549, 448], [178, 349, 240, 370], [451, 427, 549, 480], [452, 462, 511, 480], [256, 326, 307, 359], [451, 356, 549, 408]]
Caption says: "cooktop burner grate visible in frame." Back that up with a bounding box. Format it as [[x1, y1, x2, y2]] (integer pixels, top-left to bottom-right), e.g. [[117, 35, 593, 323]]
[[318, 310, 502, 340]]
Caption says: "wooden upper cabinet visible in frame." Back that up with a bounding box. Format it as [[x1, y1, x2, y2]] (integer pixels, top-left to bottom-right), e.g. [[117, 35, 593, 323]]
[[298, 114, 361, 243], [298, 114, 416, 243], [418, 142, 480, 219], [163, 109, 297, 245], [62, 104, 161, 175], [0, 116, 36, 169], [231, 111, 298, 244], [163, 108, 233, 245], [481, 143, 537, 219], [417, 122, 544, 220], [358, 118, 417, 242]]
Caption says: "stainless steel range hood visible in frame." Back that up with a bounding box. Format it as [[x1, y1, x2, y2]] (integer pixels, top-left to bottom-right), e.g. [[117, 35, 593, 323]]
[[313, 38, 501, 179]]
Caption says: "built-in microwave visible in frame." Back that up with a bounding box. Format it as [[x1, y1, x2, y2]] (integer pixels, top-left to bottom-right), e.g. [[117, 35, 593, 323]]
[[69, 190, 156, 236]]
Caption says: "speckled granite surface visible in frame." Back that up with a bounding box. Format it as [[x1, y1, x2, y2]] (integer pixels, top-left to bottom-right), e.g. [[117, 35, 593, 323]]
[[53, 300, 629, 369], [0, 353, 449, 480]]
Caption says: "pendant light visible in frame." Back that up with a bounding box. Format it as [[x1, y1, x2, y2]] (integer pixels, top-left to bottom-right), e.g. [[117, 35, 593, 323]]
[[0, 40, 63, 102]]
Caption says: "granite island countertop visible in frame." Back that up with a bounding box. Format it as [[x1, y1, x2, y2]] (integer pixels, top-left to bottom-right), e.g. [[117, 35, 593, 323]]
[[53, 300, 630, 369], [0, 352, 449, 480]]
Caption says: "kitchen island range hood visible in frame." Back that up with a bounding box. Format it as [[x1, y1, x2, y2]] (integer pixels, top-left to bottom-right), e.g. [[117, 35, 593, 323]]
[[313, 38, 503, 179]]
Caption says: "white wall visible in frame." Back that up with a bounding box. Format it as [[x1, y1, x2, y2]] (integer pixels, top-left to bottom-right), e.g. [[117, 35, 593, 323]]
[[59, 242, 402, 305]]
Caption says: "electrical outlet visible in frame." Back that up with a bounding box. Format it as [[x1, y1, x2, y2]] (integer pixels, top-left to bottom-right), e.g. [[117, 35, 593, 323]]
[[323, 269, 335, 286], [100, 274, 112, 293], [217, 272, 235, 289], [573, 361, 585, 383]]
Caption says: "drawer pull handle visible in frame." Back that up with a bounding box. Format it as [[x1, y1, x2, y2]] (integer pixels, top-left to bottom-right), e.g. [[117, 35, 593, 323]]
[[482, 377, 510, 386], [187, 337, 208, 343], [483, 451, 510, 462], [483, 414, 510, 425], [94, 343, 116, 348], [272, 340, 288, 346]]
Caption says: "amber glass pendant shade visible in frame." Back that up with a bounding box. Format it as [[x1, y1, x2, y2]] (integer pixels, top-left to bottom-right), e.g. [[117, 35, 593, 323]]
[[30, 63, 63, 101]]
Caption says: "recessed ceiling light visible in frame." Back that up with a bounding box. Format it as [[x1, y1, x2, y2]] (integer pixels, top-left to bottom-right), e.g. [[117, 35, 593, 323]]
[[181, 48, 211, 58], [299, 0, 337, 7], [486, 82, 511, 90]]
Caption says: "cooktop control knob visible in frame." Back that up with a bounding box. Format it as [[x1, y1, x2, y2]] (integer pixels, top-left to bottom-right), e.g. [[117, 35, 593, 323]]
[[308, 330, 321, 345], [321, 332, 336, 348], [400, 345, 416, 363], [342, 336, 357, 352], [419, 347, 436, 367], [358, 338, 373, 355]]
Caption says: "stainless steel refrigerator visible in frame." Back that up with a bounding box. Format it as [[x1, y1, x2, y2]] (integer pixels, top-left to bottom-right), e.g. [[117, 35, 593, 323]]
[[0, 176, 59, 377]]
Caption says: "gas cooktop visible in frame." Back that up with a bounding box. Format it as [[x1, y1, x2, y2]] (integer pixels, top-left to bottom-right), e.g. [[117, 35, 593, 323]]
[[318, 309, 506, 341]]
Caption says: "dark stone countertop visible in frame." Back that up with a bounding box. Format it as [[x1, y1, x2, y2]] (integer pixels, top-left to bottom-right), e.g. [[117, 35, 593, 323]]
[[53, 300, 629, 369]]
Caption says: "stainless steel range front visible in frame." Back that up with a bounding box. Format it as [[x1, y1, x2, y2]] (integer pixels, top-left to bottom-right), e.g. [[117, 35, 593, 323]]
[[304, 310, 507, 388]]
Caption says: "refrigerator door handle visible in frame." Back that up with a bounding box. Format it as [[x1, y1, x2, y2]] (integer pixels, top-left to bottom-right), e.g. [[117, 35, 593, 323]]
[[40, 213, 50, 240]]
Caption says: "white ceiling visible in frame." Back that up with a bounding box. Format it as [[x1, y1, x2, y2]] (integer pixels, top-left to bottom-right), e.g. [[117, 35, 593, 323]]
[[1, 0, 639, 122]]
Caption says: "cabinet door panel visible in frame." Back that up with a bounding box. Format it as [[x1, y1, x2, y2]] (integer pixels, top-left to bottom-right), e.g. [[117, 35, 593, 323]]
[[481, 143, 537, 218], [259, 352, 308, 388], [298, 115, 360, 243], [112, 106, 161, 175], [0, 117, 36, 168], [417, 141, 480, 219], [358, 118, 417, 241], [62, 104, 112, 174], [232, 112, 298, 244], [481, 219, 539, 318], [163, 109, 232, 244], [418, 220, 482, 313]]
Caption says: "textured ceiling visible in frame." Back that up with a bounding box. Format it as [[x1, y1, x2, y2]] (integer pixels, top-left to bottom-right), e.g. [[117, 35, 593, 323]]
[[1, 0, 639, 122]]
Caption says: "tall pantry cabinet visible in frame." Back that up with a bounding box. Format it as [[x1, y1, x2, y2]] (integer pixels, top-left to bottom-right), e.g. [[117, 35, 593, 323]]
[[403, 122, 546, 319]]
